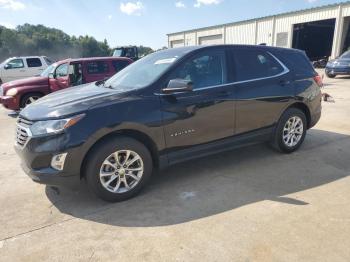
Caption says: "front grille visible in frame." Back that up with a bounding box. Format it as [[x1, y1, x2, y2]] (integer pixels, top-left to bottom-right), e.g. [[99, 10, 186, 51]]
[[16, 117, 34, 147]]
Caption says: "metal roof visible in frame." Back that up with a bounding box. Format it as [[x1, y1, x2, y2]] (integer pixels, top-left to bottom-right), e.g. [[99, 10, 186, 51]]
[[167, 1, 350, 36]]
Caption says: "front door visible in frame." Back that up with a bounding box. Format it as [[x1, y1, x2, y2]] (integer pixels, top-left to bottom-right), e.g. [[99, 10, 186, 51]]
[[3, 58, 26, 82], [49, 63, 70, 92], [160, 49, 235, 160]]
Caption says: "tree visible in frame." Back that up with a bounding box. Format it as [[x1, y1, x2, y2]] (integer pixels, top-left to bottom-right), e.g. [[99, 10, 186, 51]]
[[0, 24, 112, 62]]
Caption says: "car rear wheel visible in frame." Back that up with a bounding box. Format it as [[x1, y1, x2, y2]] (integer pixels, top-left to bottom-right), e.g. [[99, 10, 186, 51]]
[[85, 137, 153, 202], [271, 108, 307, 153], [20, 93, 43, 108]]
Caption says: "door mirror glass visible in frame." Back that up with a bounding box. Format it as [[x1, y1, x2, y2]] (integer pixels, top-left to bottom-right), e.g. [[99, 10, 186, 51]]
[[162, 79, 193, 94], [4, 64, 11, 70], [48, 73, 55, 79]]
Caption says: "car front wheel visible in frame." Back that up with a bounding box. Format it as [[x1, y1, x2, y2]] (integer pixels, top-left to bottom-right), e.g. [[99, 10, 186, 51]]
[[271, 108, 307, 153], [85, 137, 153, 202], [21, 93, 43, 108]]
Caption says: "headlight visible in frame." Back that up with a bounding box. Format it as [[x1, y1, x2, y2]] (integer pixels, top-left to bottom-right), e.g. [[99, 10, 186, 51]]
[[30, 114, 85, 136], [6, 88, 18, 97]]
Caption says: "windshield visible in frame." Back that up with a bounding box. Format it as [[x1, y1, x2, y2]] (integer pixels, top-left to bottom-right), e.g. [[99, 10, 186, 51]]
[[113, 49, 123, 57], [0, 58, 10, 67], [340, 51, 350, 59], [104, 51, 180, 91], [40, 64, 56, 77]]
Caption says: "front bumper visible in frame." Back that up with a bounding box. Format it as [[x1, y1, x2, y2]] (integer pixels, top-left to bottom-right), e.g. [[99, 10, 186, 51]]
[[325, 67, 350, 75], [0, 95, 19, 110], [14, 132, 83, 188]]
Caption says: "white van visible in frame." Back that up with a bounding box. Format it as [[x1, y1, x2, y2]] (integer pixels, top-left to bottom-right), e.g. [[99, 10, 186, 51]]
[[0, 56, 53, 84]]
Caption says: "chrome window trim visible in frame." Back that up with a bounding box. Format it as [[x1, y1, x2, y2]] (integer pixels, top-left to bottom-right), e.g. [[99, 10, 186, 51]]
[[155, 51, 290, 96]]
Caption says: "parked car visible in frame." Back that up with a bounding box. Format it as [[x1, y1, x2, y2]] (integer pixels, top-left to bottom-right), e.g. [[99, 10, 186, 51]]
[[0, 57, 132, 110], [15, 45, 322, 202], [113, 46, 139, 61], [0, 56, 53, 84], [325, 51, 350, 78]]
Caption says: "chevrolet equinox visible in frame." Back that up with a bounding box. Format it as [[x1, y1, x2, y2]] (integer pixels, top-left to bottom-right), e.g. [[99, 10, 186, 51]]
[[15, 45, 322, 202]]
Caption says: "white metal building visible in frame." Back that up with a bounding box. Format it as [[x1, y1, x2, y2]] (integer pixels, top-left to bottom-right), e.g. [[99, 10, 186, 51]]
[[167, 1, 350, 59]]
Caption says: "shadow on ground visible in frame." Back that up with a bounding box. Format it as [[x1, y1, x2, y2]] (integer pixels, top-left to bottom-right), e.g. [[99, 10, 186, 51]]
[[46, 129, 350, 227]]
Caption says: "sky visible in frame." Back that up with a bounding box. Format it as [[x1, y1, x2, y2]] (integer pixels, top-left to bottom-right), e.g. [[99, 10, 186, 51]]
[[0, 0, 347, 49]]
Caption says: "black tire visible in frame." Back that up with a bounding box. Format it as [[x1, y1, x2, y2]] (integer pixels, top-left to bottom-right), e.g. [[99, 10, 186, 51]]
[[326, 72, 336, 78], [20, 93, 43, 108], [271, 108, 307, 153], [85, 136, 153, 202]]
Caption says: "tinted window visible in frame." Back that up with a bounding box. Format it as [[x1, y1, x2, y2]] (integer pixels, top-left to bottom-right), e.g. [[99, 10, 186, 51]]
[[277, 51, 314, 78], [87, 61, 109, 74], [233, 49, 284, 82], [170, 50, 225, 90], [55, 63, 68, 77], [112, 60, 130, 72], [27, 58, 42, 68], [6, 59, 24, 69]]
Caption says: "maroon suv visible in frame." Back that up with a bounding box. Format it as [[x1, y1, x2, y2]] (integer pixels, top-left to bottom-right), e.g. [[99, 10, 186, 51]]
[[0, 57, 132, 111]]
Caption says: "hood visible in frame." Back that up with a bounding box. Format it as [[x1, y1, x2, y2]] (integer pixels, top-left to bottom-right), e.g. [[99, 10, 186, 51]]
[[20, 82, 129, 120], [20, 83, 136, 121], [2, 76, 48, 92], [328, 57, 350, 67]]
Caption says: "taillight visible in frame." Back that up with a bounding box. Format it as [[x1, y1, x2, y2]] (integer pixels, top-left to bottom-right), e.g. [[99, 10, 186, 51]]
[[313, 74, 323, 87]]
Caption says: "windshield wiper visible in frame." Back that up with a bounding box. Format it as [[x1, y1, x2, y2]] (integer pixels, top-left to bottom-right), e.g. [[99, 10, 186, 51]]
[[95, 79, 107, 86]]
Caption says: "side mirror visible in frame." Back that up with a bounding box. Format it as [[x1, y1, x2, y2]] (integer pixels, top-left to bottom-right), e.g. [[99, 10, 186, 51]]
[[162, 79, 193, 94], [48, 73, 55, 79], [4, 64, 11, 70]]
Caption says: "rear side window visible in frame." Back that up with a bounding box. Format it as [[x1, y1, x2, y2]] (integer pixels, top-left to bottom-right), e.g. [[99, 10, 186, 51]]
[[112, 60, 130, 72], [27, 58, 42, 68], [232, 49, 284, 82], [87, 61, 109, 74], [277, 51, 315, 78]]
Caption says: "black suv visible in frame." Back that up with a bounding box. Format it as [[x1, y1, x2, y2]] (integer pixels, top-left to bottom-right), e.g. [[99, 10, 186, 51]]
[[15, 45, 322, 202]]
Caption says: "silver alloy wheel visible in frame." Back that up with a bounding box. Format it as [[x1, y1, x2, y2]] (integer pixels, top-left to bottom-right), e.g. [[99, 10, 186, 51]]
[[282, 116, 304, 147], [24, 96, 40, 106], [99, 150, 144, 193]]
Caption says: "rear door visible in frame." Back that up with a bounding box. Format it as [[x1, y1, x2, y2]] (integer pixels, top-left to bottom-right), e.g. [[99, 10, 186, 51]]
[[26, 57, 45, 77], [84, 60, 111, 83], [160, 48, 235, 159], [229, 47, 294, 134]]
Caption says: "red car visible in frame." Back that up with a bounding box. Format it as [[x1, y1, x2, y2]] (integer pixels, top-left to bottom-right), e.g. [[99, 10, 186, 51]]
[[0, 57, 132, 111]]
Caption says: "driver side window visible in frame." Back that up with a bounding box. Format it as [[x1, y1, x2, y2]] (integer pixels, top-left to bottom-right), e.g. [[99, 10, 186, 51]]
[[169, 50, 225, 90], [6, 59, 24, 69], [55, 63, 68, 77]]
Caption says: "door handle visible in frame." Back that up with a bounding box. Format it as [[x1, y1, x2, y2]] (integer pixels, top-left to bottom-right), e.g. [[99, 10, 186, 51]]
[[218, 90, 229, 97], [279, 80, 290, 86]]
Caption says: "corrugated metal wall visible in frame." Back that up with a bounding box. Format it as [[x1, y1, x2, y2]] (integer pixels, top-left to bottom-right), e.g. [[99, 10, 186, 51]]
[[167, 2, 350, 57], [226, 21, 256, 44]]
